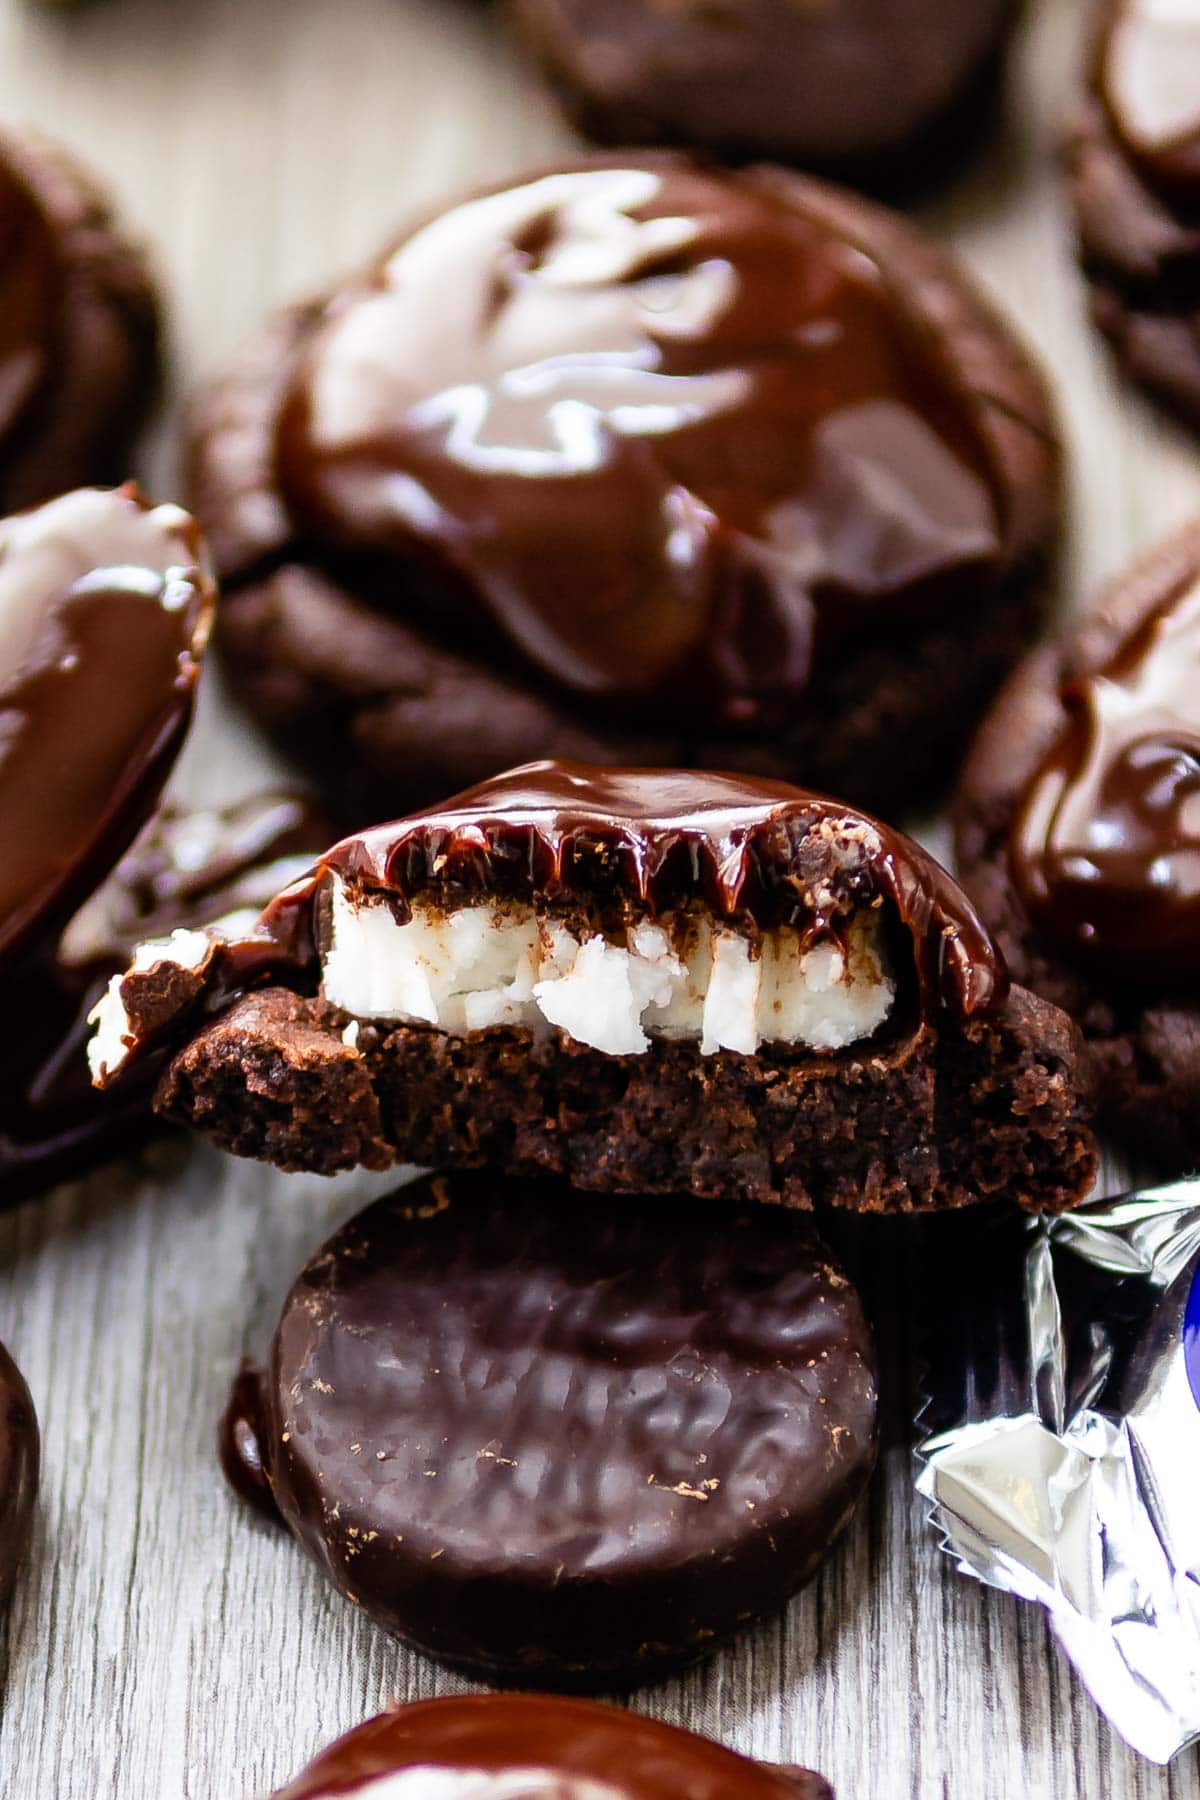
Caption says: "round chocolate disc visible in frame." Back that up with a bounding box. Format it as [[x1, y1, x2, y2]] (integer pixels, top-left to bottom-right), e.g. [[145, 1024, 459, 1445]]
[[271, 1696, 832, 1799], [223, 1171, 878, 1686]]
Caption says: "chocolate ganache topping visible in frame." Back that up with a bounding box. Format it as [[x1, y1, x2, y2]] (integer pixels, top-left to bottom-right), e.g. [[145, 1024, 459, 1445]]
[[1011, 562, 1200, 978], [259, 760, 1009, 1020], [274, 158, 1003, 727], [271, 1697, 830, 1800], [0, 487, 214, 973], [1098, 0, 1200, 199]]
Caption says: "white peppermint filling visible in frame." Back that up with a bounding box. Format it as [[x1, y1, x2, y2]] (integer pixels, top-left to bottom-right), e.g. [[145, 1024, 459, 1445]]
[[320, 877, 895, 1058]]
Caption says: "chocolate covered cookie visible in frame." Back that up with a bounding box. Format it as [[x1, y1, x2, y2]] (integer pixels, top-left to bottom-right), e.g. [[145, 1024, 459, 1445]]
[[511, 0, 1020, 190], [0, 129, 159, 509], [188, 154, 1060, 821], [222, 1171, 877, 1686], [0, 486, 213, 974], [2, 791, 327, 1205], [93, 762, 1096, 1213], [0, 1341, 38, 1607], [1067, 0, 1200, 427], [270, 1696, 833, 1798], [955, 520, 1200, 1168]]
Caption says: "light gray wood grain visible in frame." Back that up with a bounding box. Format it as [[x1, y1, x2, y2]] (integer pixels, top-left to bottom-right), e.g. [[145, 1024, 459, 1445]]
[[0, 0, 1198, 1794]]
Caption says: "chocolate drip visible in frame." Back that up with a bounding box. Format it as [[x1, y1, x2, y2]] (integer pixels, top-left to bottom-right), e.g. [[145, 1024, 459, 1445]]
[[0, 1340, 38, 1606], [273, 761, 1007, 1021], [1011, 568, 1200, 979], [1098, 0, 1200, 201], [272, 1696, 830, 1799], [0, 487, 215, 974], [217, 1362, 281, 1525], [275, 158, 1002, 729]]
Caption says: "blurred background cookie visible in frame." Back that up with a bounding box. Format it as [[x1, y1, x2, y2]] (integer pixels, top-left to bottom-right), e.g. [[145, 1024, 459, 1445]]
[[955, 520, 1200, 1168], [509, 0, 1022, 192], [1067, 0, 1200, 427], [0, 129, 159, 509]]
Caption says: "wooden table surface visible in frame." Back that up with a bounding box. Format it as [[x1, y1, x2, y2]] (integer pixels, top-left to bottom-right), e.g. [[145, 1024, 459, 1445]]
[[0, 0, 1198, 1794]]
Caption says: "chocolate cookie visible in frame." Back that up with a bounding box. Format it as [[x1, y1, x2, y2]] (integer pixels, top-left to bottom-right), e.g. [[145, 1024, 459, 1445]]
[[1, 792, 327, 1206], [270, 1696, 833, 1799], [188, 154, 1060, 823], [221, 1171, 877, 1686], [0, 1341, 38, 1607], [0, 486, 213, 973], [510, 0, 1020, 191], [1067, 0, 1200, 428], [955, 519, 1200, 1169], [93, 762, 1097, 1213], [0, 130, 160, 509]]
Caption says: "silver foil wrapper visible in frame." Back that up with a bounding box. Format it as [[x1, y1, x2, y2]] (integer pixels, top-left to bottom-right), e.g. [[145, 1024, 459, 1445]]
[[916, 1181, 1200, 1764]]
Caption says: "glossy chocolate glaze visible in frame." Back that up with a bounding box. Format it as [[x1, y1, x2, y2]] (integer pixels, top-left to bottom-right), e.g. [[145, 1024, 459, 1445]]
[[1099, 0, 1200, 199], [264, 760, 1008, 1022], [0, 793, 325, 1205], [223, 1172, 877, 1686], [275, 159, 1002, 729], [0, 487, 214, 974], [271, 1697, 831, 1800], [0, 1340, 38, 1606], [1011, 567, 1200, 980]]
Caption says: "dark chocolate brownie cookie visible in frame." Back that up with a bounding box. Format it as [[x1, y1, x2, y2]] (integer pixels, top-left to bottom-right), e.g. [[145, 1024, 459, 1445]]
[[955, 519, 1200, 1169], [1067, 0, 1200, 428], [93, 762, 1097, 1213], [510, 0, 1021, 192], [271, 1697, 833, 1799], [188, 154, 1061, 823], [0, 129, 160, 509]]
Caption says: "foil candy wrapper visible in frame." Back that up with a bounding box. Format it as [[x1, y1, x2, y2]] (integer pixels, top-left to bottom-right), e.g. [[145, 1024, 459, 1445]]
[[916, 1181, 1200, 1764]]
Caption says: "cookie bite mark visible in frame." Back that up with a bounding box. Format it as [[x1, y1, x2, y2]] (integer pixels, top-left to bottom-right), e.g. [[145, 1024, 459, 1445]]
[[319, 883, 896, 1058], [93, 762, 1096, 1214], [270, 1696, 832, 1799]]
